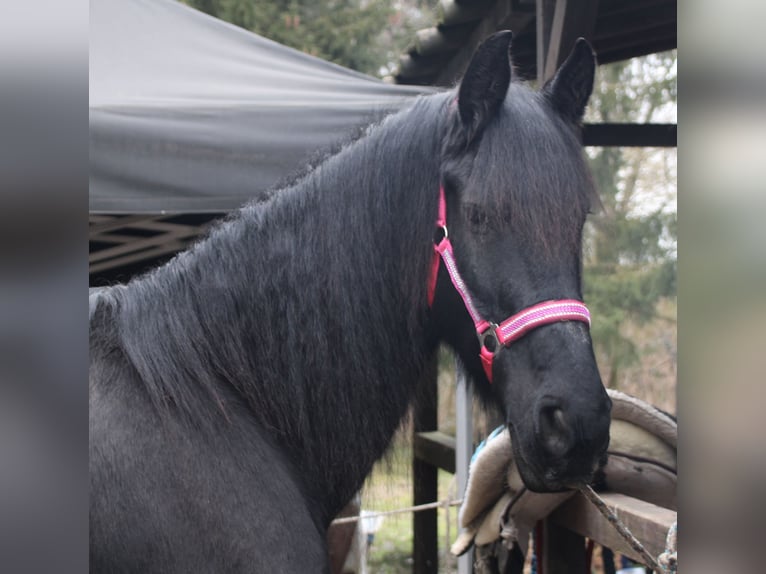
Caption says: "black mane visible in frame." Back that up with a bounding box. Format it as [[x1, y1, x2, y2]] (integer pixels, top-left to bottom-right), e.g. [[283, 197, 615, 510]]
[[99, 92, 452, 520]]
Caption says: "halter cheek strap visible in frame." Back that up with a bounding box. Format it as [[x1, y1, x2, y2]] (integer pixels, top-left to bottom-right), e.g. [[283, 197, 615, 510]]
[[428, 185, 591, 383]]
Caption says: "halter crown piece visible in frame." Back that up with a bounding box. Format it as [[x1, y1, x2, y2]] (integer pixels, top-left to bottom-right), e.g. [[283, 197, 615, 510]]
[[427, 185, 591, 382]]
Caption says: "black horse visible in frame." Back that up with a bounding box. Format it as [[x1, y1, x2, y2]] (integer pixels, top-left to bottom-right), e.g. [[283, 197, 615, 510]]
[[90, 32, 611, 572]]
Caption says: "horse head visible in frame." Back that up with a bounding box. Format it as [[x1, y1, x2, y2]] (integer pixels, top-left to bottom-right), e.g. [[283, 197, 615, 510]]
[[432, 32, 611, 493]]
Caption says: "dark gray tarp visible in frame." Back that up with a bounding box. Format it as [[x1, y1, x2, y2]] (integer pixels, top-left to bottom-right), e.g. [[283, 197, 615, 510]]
[[90, 0, 432, 213]]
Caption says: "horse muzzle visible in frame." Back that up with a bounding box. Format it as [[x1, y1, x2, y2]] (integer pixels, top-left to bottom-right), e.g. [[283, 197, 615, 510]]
[[510, 390, 612, 493]]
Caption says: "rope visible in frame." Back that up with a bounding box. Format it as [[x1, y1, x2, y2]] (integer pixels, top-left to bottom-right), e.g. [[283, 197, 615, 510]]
[[332, 486, 677, 574], [578, 485, 665, 573], [330, 498, 463, 526], [657, 521, 677, 573]]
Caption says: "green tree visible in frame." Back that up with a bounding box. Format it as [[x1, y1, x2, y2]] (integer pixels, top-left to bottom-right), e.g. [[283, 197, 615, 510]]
[[182, 0, 435, 77], [583, 51, 677, 390]]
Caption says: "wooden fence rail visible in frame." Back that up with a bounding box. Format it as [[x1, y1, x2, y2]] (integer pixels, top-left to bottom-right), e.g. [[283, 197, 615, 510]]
[[413, 426, 677, 572], [544, 491, 676, 573]]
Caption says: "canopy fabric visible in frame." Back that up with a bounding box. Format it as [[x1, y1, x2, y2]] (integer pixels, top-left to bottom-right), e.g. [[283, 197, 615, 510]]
[[90, 0, 433, 213]]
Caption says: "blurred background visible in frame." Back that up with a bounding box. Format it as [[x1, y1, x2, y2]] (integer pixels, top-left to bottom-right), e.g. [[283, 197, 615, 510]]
[[2, 0, 765, 572]]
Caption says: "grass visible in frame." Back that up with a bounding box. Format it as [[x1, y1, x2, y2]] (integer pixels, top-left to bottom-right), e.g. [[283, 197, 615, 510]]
[[361, 441, 413, 573], [360, 436, 460, 574]]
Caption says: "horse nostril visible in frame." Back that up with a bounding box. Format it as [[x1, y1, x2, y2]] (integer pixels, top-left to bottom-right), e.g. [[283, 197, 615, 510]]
[[538, 405, 573, 457]]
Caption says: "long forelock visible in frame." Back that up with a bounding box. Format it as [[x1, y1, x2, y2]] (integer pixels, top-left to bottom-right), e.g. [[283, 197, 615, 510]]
[[468, 83, 596, 256]]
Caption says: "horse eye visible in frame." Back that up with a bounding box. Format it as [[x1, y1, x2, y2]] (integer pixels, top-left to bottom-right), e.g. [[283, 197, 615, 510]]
[[464, 205, 489, 232]]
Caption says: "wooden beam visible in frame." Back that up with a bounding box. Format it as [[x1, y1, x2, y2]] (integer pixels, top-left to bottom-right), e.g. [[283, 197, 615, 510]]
[[88, 214, 116, 224], [414, 431, 457, 474], [90, 233, 146, 245], [538, 0, 600, 84], [594, 21, 676, 54], [596, 36, 676, 65], [88, 241, 187, 274], [594, 1, 676, 41], [89, 226, 201, 264], [133, 220, 204, 235], [597, 0, 671, 18], [582, 123, 677, 147], [543, 0, 567, 81], [549, 492, 676, 565], [397, 0, 676, 86], [89, 214, 161, 235], [536, 0, 556, 84]]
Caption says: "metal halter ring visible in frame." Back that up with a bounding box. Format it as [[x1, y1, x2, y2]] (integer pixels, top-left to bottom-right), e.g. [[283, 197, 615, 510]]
[[434, 224, 448, 245], [478, 323, 500, 354]]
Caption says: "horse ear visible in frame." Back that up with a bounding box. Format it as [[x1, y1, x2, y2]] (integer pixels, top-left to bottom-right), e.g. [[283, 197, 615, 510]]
[[456, 30, 513, 143], [541, 38, 596, 123]]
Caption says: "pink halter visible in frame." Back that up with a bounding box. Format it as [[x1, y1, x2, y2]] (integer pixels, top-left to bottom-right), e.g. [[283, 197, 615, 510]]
[[427, 185, 591, 382]]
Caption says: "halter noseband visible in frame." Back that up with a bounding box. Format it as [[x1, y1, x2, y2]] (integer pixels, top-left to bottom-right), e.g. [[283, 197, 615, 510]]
[[427, 185, 591, 382]]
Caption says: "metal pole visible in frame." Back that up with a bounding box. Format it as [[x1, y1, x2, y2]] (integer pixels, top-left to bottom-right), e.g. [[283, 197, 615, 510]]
[[455, 361, 474, 574]]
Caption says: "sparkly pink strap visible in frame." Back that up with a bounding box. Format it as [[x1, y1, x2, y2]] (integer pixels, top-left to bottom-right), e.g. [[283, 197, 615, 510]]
[[496, 300, 590, 346], [436, 185, 447, 229], [427, 186, 448, 307], [427, 184, 591, 385], [432, 186, 490, 333], [435, 238, 490, 334]]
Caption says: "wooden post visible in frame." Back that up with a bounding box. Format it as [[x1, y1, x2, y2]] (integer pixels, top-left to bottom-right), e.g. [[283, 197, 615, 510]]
[[537, 0, 599, 85], [413, 356, 439, 574], [327, 499, 359, 574], [536, 0, 557, 84], [540, 518, 587, 574]]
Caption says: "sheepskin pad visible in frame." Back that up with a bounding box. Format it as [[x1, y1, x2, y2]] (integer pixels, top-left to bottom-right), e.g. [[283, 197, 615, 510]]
[[451, 389, 676, 557]]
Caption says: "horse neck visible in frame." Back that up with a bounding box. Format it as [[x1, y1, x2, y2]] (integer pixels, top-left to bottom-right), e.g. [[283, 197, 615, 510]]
[[118, 94, 450, 524]]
